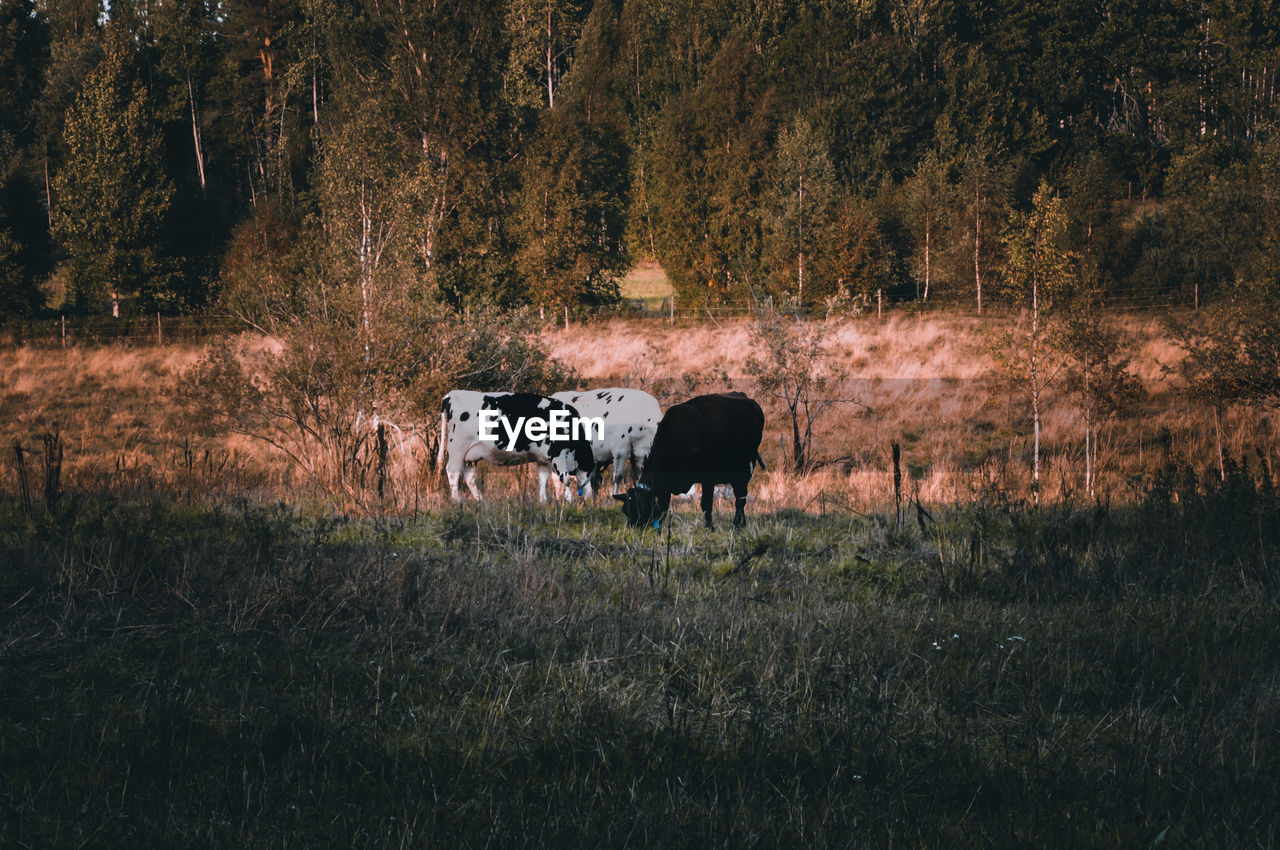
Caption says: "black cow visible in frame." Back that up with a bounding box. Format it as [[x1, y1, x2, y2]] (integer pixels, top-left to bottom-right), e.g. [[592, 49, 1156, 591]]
[[614, 392, 765, 529]]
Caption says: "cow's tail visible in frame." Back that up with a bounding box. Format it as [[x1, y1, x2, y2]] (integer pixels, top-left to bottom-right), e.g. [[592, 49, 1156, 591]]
[[436, 405, 448, 470], [754, 451, 767, 472]]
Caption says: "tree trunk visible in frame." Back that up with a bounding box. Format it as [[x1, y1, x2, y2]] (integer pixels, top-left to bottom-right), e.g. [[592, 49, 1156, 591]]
[[923, 213, 931, 300], [1030, 271, 1040, 503], [797, 174, 805, 303], [545, 7, 556, 108], [187, 76, 206, 191], [973, 184, 983, 314]]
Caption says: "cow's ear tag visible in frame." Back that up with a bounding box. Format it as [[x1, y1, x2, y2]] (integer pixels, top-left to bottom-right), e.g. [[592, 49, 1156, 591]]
[[652, 519, 662, 530]]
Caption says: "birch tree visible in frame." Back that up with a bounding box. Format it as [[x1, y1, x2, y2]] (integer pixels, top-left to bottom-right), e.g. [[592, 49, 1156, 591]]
[[956, 136, 1010, 315], [902, 148, 950, 300], [997, 181, 1075, 502], [766, 115, 836, 306], [504, 0, 584, 110]]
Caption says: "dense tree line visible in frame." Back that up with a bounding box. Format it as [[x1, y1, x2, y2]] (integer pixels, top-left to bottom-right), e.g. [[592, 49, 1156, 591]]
[[3, 0, 1280, 318]]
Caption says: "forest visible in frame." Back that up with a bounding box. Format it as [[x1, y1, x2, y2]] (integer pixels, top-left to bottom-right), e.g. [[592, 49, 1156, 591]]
[[3, 0, 1280, 319]]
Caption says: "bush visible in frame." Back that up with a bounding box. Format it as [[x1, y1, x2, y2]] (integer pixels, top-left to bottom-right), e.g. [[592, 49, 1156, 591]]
[[188, 301, 575, 508]]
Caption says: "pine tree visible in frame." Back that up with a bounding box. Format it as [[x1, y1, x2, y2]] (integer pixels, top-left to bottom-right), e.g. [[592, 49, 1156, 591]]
[[0, 0, 52, 315], [52, 25, 173, 312]]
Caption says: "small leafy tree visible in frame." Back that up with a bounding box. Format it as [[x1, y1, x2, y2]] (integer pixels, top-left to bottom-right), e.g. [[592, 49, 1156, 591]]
[[952, 134, 1011, 315], [902, 148, 951, 300], [994, 181, 1076, 502], [745, 299, 857, 473], [1054, 297, 1147, 498], [1172, 279, 1280, 478]]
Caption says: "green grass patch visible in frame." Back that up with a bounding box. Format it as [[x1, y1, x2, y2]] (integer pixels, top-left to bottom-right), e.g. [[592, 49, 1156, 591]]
[[2, 466, 1278, 847]]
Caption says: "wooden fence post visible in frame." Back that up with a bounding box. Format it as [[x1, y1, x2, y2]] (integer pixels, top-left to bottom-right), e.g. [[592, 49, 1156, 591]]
[[13, 441, 31, 518], [892, 440, 902, 528]]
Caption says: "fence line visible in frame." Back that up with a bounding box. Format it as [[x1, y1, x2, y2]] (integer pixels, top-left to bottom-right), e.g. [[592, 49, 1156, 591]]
[[1, 293, 1195, 348], [0, 314, 246, 348]]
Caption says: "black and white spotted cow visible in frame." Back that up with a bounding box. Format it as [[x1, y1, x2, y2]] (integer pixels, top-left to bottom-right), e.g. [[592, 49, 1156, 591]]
[[437, 390, 596, 502], [614, 392, 765, 529], [551, 388, 663, 495]]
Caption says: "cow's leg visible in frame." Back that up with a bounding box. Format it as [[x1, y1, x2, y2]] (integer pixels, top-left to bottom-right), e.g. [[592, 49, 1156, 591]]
[[445, 455, 464, 502], [611, 451, 628, 495], [632, 450, 648, 483], [536, 464, 551, 502], [732, 479, 749, 528], [462, 462, 482, 501], [700, 483, 715, 529]]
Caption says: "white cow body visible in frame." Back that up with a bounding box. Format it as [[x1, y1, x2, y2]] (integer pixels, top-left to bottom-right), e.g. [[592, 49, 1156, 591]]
[[438, 390, 596, 502], [552, 388, 662, 495]]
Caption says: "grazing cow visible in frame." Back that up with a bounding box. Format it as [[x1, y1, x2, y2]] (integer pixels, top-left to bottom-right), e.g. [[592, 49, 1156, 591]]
[[551, 388, 663, 495], [614, 392, 765, 529], [437, 390, 596, 502]]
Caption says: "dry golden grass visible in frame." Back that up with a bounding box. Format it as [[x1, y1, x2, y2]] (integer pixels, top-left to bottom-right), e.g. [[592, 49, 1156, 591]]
[[618, 260, 674, 304], [4, 311, 1275, 512], [549, 311, 1278, 510]]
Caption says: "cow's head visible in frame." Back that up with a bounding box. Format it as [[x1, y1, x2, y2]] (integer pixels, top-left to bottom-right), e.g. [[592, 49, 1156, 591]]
[[549, 441, 596, 499], [614, 484, 659, 528]]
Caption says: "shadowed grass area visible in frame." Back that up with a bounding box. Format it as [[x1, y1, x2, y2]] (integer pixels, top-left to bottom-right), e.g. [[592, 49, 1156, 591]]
[[2, 466, 1279, 847]]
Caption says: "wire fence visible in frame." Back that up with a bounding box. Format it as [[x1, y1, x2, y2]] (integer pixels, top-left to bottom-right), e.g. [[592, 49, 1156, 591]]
[[2, 288, 1196, 348], [0, 314, 247, 348]]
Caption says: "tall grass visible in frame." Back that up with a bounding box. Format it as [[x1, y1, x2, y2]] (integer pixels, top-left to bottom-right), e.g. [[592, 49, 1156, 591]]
[[2, 463, 1277, 847], [5, 312, 1275, 510]]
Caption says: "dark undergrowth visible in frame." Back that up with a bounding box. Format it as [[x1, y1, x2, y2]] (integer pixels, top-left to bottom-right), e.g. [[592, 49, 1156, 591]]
[[2, 462, 1278, 848]]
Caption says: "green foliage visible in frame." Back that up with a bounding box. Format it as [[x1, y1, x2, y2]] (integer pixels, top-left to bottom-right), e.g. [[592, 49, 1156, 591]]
[[7, 0, 1280, 315], [762, 115, 837, 305], [512, 1, 631, 310], [52, 25, 174, 313], [190, 302, 574, 506], [647, 32, 776, 302], [1172, 279, 1280, 412]]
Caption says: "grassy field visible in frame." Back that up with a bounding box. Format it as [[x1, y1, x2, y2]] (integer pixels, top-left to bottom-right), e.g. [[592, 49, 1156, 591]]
[[3, 478, 1278, 847], [2, 311, 1280, 846], [619, 261, 675, 310]]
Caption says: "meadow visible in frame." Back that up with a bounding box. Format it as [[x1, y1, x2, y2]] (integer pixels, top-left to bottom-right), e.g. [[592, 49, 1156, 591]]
[[2, 311, 1279, 847]]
